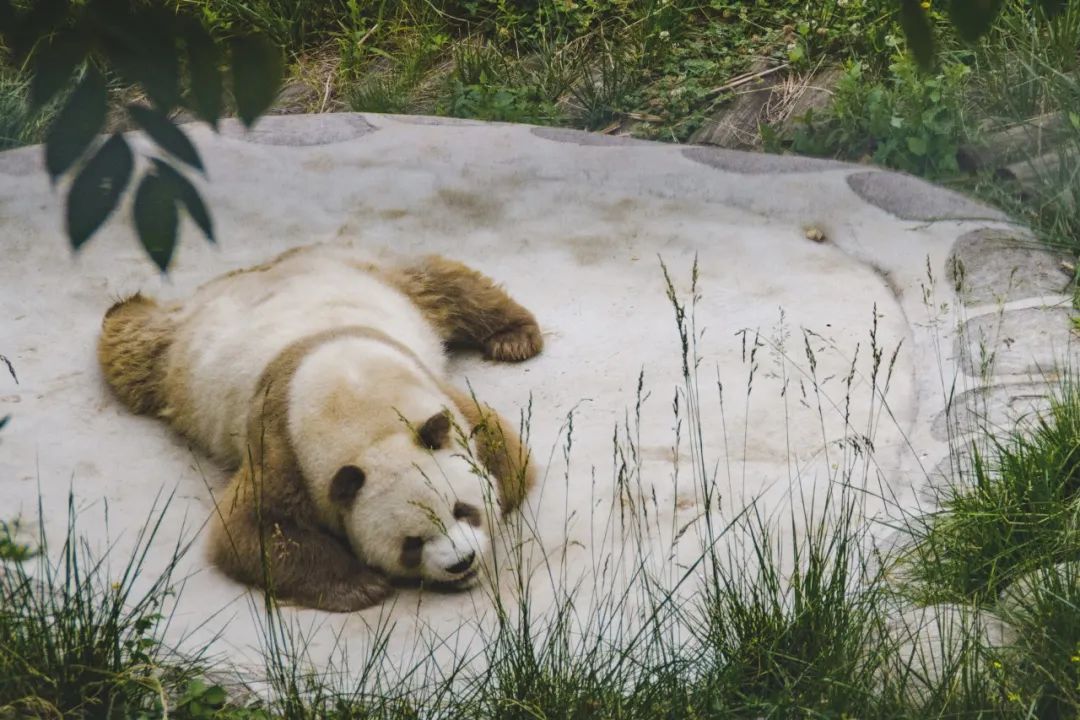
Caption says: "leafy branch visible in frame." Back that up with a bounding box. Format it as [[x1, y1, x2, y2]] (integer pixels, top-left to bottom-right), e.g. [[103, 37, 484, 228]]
[[0, 0, 283, 271], [898, 0, 1068, 70]]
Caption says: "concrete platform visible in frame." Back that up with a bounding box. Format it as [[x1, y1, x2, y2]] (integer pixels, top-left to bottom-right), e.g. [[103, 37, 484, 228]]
[[0, 112, 1074, 688]]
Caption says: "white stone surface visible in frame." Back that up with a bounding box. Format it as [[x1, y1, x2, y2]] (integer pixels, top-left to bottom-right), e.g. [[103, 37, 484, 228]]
[[0, 113, 1073, 687]]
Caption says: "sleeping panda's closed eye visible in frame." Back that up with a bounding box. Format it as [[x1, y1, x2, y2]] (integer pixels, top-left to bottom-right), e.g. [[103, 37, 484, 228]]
[[401, 535, 424, 569], [329, 465, 366, 506], [453, 501, 482, 527]]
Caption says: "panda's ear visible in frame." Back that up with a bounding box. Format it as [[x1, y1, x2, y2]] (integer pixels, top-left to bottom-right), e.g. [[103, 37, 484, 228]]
[[330, 465, 366, 506], [417, 411, 451, 450]]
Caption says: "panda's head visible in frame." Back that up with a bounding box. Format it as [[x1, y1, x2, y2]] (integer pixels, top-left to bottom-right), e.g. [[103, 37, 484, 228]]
[[326, 409, 496, 588]]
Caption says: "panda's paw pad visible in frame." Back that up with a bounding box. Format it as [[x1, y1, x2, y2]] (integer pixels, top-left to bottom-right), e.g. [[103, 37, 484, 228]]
[[484, 322, 543, 362]]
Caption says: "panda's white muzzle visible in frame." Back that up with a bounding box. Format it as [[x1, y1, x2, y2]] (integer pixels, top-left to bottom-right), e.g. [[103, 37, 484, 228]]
[[423, 521, 489, 585]]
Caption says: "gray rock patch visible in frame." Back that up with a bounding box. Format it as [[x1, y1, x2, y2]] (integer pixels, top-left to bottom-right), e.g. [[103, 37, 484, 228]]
[[847, 171, 1008, 222], [930, 381, 1053, 441], [0, 146, 42, 177], [219, 113, 376, 146], [949, 228, 1069, 305], [682, 146, 852, 173], [958, 306, 1076, 377], [386, 114, 487, 127], [531, 126, 654, 147]]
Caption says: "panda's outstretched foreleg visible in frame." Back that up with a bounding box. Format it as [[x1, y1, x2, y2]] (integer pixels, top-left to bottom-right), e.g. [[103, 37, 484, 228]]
[[445, 386, 536, 514], [385, 256, 543, 362], [209, 468, 392, 613]]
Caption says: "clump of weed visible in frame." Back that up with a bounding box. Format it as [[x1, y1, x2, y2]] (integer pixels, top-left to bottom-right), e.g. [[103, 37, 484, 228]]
[[0, 519, 34, 563], [908, 376, 1080, 604], [0, 491, 213, 718], [0, 72, 52, 150], [786, 50, 972, 178]]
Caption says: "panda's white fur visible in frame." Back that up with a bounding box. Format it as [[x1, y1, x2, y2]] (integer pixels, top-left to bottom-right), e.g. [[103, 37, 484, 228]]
[[169, 247, 445, 465], [99, 244, 542, 609], [286, 336, 491, 584]]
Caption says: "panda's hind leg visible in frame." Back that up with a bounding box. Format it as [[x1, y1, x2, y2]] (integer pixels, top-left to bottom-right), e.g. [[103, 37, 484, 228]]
[[385, 256, 543, 362], [97, 293, 175, 415]]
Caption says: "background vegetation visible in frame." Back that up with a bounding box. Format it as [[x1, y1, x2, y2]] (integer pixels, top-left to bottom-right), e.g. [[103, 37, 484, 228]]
[[2, 1, 1077, 261]]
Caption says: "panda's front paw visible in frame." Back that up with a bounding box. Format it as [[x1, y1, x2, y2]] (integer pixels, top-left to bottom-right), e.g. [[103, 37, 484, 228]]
[[484, 322, 543, 362], [308, 574, 393, 612]]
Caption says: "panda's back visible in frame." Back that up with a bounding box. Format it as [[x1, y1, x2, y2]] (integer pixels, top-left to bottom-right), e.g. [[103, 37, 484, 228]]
[[165, 247, 446, 465]]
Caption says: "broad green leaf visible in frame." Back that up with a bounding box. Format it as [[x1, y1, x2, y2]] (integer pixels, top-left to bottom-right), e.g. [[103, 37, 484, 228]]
[[898, 0, 935, 71], [66, 133, 134, 250], [201, 685, 227, 707], [128, 104, 203, 172], [184, 20, 223, 127], [948, 0, 1005, 42], [98, 6, 180, 111], [906, 135, 929, 156], [8, 0, 68, 62], [0, 2, 14, 46], [152, 159, 215, 243], [44, 66, 106, 181], [30, 32, 86, 109], [231, 35, 283, 127], [133, 172, 179, 272]]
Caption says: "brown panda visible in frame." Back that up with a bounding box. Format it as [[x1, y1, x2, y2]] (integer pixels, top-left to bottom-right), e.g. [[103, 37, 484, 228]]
[[97, 244, 542, 612]]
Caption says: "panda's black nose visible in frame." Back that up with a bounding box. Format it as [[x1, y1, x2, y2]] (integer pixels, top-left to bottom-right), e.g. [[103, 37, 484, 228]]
[[445, 552, 476, 575]]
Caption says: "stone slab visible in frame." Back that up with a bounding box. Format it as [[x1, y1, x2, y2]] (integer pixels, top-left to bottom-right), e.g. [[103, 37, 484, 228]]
[[948, 228, 1069, 306]]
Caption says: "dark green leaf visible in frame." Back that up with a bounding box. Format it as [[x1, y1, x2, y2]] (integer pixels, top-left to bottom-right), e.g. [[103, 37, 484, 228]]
[[45, 66, 106, 181], [97, 7, 180, 111], [201, 685, 227, 707], [184, 20, 223, 127], [66, 133, 133, 250], [30, 32, 87, 109], [128, 105, 203, 172], [133, 172, 179, 272], [230, 35, 283, 127], [947, 0, 1005, 42], [907, 135, 929, 156], [0, 1, 17, 54], [152, 158, 215, 243], [8, 0, 68, 62], [898, 0, 935, 71], [0, 415, 9, 431]]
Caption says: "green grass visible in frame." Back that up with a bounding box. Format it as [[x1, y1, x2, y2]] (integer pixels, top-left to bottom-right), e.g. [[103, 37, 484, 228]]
[[0, 71, 51, 151], [0, 490, 216, 719], [908, 379, 1080, 603]]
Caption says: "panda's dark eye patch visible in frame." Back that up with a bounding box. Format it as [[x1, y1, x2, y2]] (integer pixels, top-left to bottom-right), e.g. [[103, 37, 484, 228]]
[[329, 465, 366, 506], [453, 502, 482, 527], [401, 536, 424, 569], [417, 411, 451, 450]]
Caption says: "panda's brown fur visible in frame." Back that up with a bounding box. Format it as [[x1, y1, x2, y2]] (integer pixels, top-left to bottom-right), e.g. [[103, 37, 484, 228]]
[[98, 249, 541, 612]]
